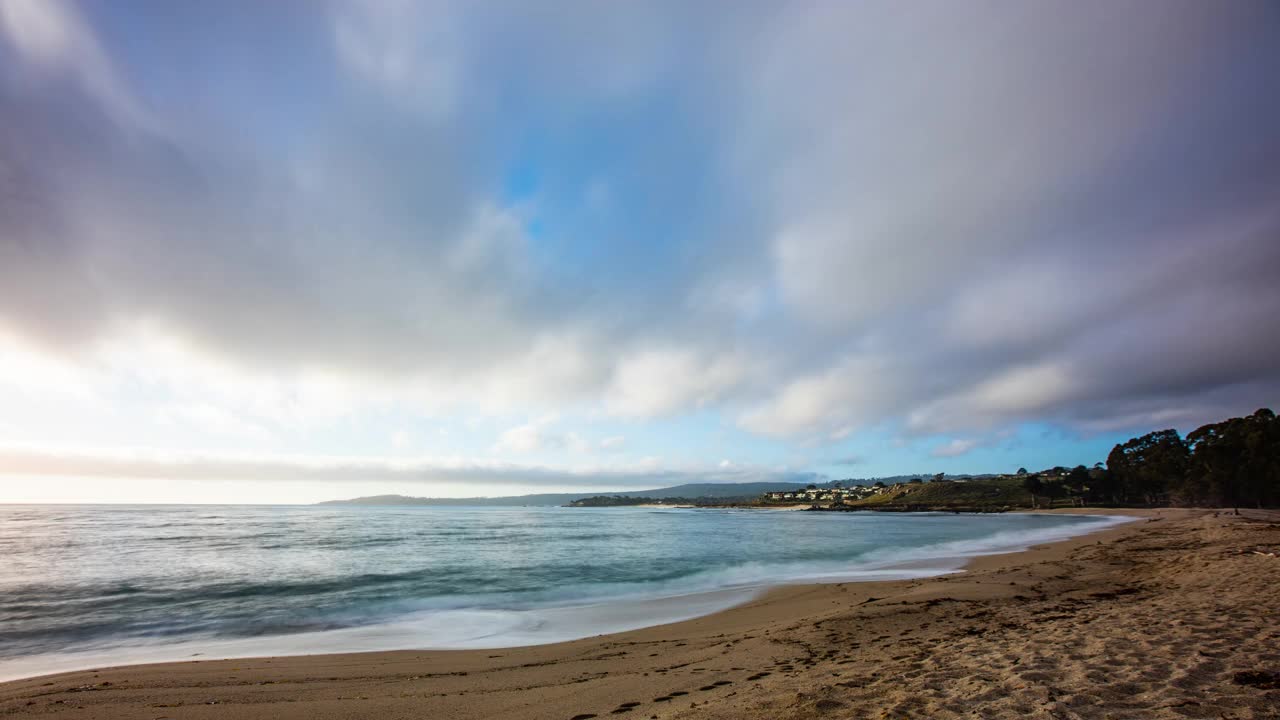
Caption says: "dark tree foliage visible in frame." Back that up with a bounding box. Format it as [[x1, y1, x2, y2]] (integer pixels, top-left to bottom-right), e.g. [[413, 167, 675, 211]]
[[1042, 479, 1067, 505], [1064, 465, 1091, 506], [1022, 474, 1044, 508], [567, 495, 718, 507], [1106, 429, 1189, 505], [1101, 409, 1279, 508], [1184, 409, 1280, 509]]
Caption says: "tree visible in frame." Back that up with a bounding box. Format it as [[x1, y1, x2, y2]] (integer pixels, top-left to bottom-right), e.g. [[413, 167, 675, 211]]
[[1238, 409, 1279, 509], [1186, 408, 1279, 510], [1065, 465, 1091, 506], [1023, 474, 1044, 509], [1042, 479, 1067, 507], [1087, 465, 1118, 505], [1017, 467, 1028, 475], [1106, 429, 1188, 506]]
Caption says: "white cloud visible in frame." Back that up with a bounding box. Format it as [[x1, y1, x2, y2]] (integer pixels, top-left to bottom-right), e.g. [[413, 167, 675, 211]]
[[0, 443, 821, 493], [564, 432, 591, 455], [332, 0, 459, 117], [738, 355, 903, 440], [493, 421, 622, 457], [605, 349, 748, 419], [0, 0, 151, 130], [1, 0, 1278, 495], [930, 439, 980, 458], [492, 416, 560, 454], [909, 364, 1078, 435]]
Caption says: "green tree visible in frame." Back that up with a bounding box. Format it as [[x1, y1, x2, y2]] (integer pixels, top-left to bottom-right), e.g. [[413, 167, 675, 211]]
[[1042, 479, 1067, 508], [1023, 474, 1044, 509], [1087, 465, 1118, 505], [1106, 429, 1188, 505], [1065, 465, 1091, 506], [1186, 408, 1279, 509]]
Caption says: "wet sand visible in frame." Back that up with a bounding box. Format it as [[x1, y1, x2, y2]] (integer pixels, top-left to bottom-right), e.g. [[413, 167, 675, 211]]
[[2, 508, 1277, 719]]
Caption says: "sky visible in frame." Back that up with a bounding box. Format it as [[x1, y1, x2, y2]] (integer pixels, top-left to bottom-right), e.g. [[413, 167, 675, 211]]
[[1, 0, 1278, 503]]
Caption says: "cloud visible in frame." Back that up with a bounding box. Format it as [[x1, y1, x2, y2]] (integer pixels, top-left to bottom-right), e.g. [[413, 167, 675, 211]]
[[0, 444, 821, 491], [930, 439, 980, 459], [493, 416, 560, 454], [730, 0, 1280, 439], [0, 0, 1278, 486], [738, 355, 905, 439], [493, 420, 626, 457], [332, 0, 459, 117], [605, 349, 749, 419], [0, 0, 151, 130]]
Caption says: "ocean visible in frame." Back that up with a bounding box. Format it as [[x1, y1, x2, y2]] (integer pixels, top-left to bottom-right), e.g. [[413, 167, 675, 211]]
[[0, 504, 1129, 680]]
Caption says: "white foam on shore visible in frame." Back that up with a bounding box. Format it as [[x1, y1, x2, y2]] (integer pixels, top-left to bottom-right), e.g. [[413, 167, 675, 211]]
[[0, 513, 1134, 682]]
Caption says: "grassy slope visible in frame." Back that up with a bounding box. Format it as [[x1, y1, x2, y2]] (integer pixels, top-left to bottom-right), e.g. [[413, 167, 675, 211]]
[[842, 477, 1036, 510]]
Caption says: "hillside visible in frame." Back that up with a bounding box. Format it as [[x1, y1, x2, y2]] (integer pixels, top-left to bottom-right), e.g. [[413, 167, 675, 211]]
[[837, 477, 1036, 511], [319, 481, 822, 507]]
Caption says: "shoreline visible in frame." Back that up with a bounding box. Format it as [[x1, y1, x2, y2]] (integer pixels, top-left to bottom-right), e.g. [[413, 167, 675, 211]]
[[0, 511, 1129, 685], [3, 508, 1276, 718]]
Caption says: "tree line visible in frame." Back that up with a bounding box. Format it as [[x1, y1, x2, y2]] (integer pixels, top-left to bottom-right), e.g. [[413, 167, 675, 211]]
[[1022, 408, 1279, 509], [567, 495, 707, 507]]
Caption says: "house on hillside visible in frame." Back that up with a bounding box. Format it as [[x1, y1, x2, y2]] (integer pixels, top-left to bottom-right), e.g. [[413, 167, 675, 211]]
[[763, 491, 801, 502]]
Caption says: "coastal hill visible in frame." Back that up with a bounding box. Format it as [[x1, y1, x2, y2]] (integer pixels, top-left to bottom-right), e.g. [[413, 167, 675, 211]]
[[834, 476, 1036, 512], [317, 478, 940, 506], [319, 482, 815, 507]]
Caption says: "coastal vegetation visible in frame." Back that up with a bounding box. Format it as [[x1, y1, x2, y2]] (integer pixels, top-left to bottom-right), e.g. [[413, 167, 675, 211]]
[[1105, 408, 1279, 509], [321, 483, 793, 507], [766, 408, 1280, 512], [332, 410, 1279, 512], [567, 495, 715, 507], [829, 476, 1036, 512]]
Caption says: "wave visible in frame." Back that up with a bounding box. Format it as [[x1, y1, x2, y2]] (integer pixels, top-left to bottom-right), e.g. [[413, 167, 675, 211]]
[[0, 512, 1133, 682]]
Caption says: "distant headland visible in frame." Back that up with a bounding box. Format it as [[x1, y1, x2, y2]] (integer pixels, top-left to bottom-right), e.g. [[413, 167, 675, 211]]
[[322, 408, 1278, 513]]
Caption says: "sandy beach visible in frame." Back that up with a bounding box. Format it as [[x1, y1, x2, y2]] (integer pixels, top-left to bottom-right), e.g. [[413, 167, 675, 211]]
[[1, 508, 1277, 719]]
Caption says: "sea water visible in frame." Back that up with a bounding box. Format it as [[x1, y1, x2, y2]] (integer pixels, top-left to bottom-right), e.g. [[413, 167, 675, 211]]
[[0, 504, 1130, 680]]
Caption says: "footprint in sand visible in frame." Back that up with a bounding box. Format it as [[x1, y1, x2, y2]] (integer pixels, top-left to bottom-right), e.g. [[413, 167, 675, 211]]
[[698, 681, 732, 691], [570, 715, 597, 720]]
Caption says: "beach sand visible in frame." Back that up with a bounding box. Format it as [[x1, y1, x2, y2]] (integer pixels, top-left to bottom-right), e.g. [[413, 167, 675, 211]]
[[2, 508, 1277, 719]]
